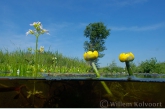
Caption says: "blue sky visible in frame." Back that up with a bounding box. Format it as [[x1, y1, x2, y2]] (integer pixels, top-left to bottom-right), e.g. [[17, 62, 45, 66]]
[[0, 0, 165, 67]]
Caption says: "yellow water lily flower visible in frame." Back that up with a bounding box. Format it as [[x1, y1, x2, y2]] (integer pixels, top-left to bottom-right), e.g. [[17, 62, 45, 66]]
[[127, 52, 134, 61], [119, 52, 134, 62], [119, 53, 128, 62], [84, 50, 99, 61]]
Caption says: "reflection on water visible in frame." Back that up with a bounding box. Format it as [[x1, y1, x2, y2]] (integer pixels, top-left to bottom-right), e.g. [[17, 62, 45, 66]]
[[0, 79, 164, 108]]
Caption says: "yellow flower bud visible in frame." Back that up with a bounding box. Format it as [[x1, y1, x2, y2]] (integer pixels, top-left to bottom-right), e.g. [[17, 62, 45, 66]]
[[126, 52, 134, 61], [119, 52, 134, 62], [119, 53, 128, 62], [83, 50, 99, 61]]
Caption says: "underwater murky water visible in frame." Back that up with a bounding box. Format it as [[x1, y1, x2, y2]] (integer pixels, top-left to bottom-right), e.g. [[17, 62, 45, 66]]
[[0, 79, 164, 108]]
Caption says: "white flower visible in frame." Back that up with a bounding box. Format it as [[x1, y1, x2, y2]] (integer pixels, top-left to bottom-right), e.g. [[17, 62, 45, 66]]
[[30, 22, 35, 26], [30, 22, 41, 30], [27, 21, 49, 35], [52, 56, 57, 60], [39, 46, 44, 53], [26, 29, 34, 36], [30, 22, 40, 27], [17, 69, 20, 75], [41, 29, 50, 35]]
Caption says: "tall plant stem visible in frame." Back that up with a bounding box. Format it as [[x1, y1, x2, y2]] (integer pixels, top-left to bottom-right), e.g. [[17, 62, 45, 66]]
[[33, 34, 39, 106], [35, 35, 39, 78], [91, 62, 113, 97], [125, 62, 133, 76]]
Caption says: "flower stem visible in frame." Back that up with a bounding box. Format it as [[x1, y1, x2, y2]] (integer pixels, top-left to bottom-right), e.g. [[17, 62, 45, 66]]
[[125, 62, 133, 76], [91, 62, 113, 97], [34, 35, 39, 78], [32, 34, 39, 106], [91, 62, 100, 77]]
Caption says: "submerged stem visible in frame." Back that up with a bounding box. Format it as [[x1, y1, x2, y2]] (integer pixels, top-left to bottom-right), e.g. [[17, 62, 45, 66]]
[[33, 34, 39, 106], [91, 62, 113, 97]]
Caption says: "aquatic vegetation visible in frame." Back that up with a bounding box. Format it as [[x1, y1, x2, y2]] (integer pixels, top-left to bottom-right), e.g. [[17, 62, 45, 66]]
[[26, 22, 49, 78], [83, 50, 98, 61], [0, 83, 25, 92], [0, 80, 164, 108], [119, 52, 134, 62], [83, 50, 113, 98], [39, 46, 44, 53], [0, 49, 89, 77], [0, 19, 164, 108], [119, 52, 135, 76], [27, 90, 43, 98]]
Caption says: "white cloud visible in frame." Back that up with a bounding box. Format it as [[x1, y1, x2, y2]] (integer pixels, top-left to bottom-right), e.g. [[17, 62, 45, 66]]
[[111, 23, 165, 31]]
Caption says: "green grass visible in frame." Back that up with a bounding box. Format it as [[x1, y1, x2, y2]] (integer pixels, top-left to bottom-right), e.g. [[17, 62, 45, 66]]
[[0, 49, 91, 77], [0, 48, 164, 78]]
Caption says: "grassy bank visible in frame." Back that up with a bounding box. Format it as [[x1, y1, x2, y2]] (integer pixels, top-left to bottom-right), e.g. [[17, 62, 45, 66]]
[[0, 49, 90, 77], [0, 49, 164, 78]]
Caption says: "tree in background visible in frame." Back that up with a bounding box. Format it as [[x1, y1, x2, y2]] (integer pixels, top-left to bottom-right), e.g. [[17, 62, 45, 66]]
[[84, 22, 110, 68], [98, 60, 124, 73], [138, 57, 162, 73], [108, 60, 123, 73]]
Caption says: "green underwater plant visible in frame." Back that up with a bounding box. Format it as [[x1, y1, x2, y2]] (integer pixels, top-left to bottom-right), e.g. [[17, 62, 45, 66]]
[[83, 50, 113, 97]]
